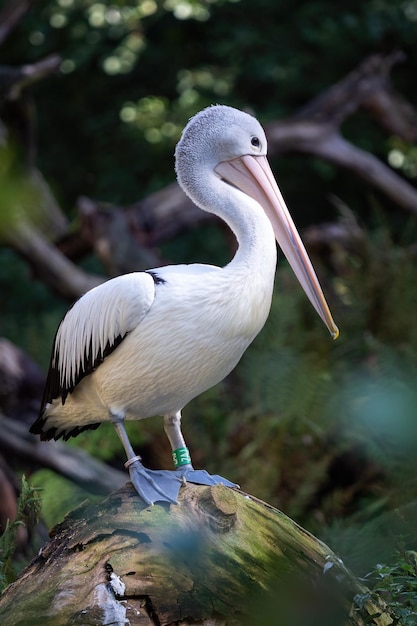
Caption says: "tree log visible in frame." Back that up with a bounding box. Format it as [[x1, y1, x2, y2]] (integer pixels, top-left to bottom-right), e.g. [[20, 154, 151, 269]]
[[0, 483, 395, 625]]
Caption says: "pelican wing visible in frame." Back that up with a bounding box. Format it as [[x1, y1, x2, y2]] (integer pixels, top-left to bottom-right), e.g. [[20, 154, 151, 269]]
[[41, 272, 156, 410]]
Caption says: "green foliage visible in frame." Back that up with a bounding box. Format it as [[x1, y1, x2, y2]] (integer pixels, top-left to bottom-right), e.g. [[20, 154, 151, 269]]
[[30, 469, 100, 529], [0, 476, 41, 591], [0, 248, 67, 367], [355, 551, 417, 625], [0, 146, 40, 237], [66, 420, 151, 462]]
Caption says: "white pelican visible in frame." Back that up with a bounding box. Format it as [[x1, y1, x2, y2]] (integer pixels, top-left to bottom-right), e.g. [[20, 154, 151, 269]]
[[31, 105, 338, 504]]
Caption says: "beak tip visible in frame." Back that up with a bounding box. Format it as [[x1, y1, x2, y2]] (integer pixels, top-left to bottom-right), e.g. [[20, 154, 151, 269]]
[[331, 326, 340, 340]]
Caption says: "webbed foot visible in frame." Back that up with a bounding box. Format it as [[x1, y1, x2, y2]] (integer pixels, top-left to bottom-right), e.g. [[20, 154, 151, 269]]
[[126, 457, 237, 505], [175, 467, 238, 489], [126, 457, 182, 505]]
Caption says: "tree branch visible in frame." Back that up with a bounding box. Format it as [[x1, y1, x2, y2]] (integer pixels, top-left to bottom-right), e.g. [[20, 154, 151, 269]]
[[8, 224, 102, 299], [266, 122, 417, 216], [293, 51, 409, 130], [0, 412, 126, 494], [0, 0, 38, 47], [0, 54, 61, 101]]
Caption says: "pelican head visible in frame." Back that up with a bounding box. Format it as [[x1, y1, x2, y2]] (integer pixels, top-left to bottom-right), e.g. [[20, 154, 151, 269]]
[[176, 105, 339, 339]]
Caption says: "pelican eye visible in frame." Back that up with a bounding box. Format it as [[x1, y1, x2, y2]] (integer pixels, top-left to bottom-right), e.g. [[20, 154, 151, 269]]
[[251, 136, 261, 150]]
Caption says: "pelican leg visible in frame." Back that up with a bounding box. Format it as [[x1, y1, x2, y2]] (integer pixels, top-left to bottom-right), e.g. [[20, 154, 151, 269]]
[[163, 411, 238, 490], [111, 412, 182, 505], [163, 411, 193, 470]]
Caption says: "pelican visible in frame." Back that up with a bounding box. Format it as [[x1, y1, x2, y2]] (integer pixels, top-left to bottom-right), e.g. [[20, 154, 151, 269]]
[[30, 105, 338, 504]]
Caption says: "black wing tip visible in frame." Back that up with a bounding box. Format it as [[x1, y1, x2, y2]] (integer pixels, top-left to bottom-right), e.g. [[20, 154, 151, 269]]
[[30, 416, 101, 441], [29, 416, 50, 440], [146, 270, 166, 285]]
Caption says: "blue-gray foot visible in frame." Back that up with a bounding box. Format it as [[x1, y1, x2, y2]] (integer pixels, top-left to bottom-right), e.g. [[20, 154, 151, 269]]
[[127, 458, 237, 504], [175, 467, 237, 489]]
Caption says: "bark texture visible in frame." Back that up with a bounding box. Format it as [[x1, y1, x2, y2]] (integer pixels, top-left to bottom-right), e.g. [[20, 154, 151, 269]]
[[0, 483, 395, 626]]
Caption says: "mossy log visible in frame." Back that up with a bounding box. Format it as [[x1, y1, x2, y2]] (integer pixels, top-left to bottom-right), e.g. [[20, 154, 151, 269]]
[[0, 483, 395, 626]]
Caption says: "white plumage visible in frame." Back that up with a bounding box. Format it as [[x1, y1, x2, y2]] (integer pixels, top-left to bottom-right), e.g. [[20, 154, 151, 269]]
[[31, 105, 338, 504]]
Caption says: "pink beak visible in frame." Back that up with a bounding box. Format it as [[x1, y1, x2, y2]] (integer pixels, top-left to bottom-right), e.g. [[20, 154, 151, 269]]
[[215, 154, 339, 339]]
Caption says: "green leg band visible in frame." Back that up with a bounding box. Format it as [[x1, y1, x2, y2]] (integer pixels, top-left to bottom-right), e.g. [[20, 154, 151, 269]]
[[172, 447, 192, 468]]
